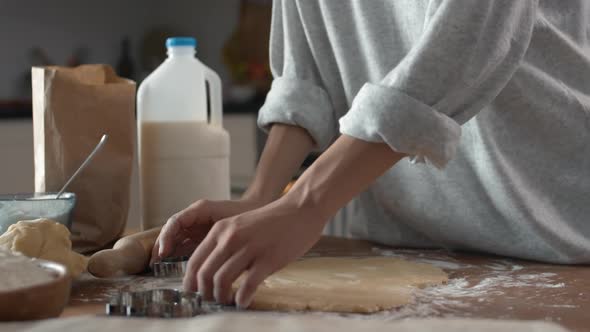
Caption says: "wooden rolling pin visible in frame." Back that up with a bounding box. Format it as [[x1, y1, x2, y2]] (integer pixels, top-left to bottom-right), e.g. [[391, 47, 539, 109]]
[[87, 227, 162, 278]]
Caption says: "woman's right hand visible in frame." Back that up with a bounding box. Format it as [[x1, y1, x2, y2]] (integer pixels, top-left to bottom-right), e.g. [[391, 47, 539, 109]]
[[149, 198, 265, 265]]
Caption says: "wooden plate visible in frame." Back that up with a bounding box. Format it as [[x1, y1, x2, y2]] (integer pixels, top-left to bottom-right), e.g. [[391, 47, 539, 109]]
[[0, 260, 71, 321]]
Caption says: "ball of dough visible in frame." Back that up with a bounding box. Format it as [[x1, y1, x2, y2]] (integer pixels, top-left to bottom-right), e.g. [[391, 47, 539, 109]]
[[0, 219, 88, 277]]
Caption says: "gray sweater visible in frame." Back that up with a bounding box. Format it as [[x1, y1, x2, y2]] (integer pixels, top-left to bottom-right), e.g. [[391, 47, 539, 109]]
[[257, 0, 590, 263]]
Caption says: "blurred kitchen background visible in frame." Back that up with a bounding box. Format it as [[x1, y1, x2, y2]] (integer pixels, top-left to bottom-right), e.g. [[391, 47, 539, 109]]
[[0, 0, 270, 227], [0, 0, 347, 234]]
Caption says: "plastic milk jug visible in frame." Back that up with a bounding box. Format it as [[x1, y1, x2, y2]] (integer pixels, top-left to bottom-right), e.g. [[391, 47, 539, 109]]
[[137, 37, 230, 229]]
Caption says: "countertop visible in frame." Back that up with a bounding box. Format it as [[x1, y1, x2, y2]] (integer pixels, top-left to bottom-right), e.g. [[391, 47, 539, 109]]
[[62, 236, 590, 331]]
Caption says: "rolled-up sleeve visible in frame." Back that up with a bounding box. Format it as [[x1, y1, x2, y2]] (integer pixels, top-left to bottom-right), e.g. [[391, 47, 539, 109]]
[[339, 0, 537, 169], [258, 0, 338, 150]]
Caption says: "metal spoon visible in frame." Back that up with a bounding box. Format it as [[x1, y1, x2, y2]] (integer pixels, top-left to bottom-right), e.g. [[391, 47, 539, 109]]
[[56, 134, 108, 199]]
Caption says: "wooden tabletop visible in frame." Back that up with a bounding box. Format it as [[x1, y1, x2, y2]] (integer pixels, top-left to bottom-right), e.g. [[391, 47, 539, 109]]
[[64, 236, 590, 331]]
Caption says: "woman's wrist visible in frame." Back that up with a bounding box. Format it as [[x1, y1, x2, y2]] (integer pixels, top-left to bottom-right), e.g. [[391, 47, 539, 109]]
[[240, 186, 278, 207], [280, 171, 340, 223], [241, 124, 316, 209], [272, 184, 334, 231], [277, 135, 406, 225]]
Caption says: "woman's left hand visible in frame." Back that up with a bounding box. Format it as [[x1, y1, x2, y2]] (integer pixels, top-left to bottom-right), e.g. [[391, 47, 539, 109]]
[[182, 195, 328, 308]]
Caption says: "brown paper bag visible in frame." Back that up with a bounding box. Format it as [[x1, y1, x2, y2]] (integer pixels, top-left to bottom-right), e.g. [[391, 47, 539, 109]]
[[32, 65, 135, 253]]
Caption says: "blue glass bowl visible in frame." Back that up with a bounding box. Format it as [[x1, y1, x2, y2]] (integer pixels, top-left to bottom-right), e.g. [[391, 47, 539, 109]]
[[0, 192, 76, 235]]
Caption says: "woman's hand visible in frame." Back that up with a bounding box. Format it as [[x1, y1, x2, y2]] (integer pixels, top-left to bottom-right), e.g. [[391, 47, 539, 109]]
[[182, 195, 328, 308], [181, 135, 405, 308], [154, 133, 404, 310], [150, 198, 265, 265]]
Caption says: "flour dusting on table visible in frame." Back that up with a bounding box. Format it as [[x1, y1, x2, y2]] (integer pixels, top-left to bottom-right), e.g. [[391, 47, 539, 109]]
[[73, 248, 574, 320], [358, 248, 570, 320], [0, 249, 55, 291]]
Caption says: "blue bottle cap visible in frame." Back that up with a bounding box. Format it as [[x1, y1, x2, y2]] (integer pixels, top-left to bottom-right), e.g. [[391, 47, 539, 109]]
[[166, 37, 197, 48]]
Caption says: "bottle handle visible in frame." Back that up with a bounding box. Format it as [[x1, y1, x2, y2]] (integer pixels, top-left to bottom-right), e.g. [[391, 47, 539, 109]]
[[203, 64, 223, 127]]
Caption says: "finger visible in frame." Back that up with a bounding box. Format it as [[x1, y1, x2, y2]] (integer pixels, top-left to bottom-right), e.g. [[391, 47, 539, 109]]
[[176, 200, 215, 228], [158, 238, 200, 264], [213, 248, 254, 305], [235, 261, 274, 309], [159, 200, 213, 257], [171, 238, 199, 257], [149, 235, 161, 266], [183, 233, 216, 292], [197, 245, 234, 302], [158, 215, 183, 258]]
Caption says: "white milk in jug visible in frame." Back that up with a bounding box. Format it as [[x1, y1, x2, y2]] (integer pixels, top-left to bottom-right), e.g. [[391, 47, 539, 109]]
[[137, 37, 230, 229]]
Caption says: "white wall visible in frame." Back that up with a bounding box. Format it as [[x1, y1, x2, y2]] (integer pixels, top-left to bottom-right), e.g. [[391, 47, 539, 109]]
[[0, 120, 34, 192], [149, 1, 241, 86], [0, 0, 240, 99]]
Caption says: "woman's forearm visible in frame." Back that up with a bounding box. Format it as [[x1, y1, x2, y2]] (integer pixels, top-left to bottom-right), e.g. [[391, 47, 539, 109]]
[[286, 134, 406, 220], [242, 124, 316, 205]]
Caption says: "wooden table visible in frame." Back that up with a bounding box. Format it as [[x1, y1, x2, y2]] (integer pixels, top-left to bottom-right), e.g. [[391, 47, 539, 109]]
[[64, 237, 590, 331]]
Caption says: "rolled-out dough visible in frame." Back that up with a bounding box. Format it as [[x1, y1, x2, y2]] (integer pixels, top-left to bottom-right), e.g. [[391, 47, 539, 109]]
[[0, 219, 88, 277], [240, 257, 448, 313]]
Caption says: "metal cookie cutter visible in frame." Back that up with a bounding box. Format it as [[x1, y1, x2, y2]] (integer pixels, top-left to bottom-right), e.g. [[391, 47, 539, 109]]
[[105, 289, 236, 318], [153, 256, 189, 278], [106, 289, 202, 318]]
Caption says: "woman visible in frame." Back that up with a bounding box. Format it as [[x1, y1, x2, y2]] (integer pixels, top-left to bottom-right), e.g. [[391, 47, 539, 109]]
[[151, 0, 590, 308]]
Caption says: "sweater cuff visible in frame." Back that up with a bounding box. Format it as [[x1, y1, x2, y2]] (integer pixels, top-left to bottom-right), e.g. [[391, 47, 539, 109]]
[[339, 83, 461, 169], [258, 77, 337, 150]]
